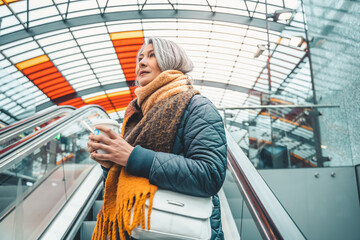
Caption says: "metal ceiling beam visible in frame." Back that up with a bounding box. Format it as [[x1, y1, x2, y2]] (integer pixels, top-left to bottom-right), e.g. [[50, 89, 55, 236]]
[[140, 0, 148, 12], [103, 0, 110, 15], [167, 0, 176, 11], [243, 0, 252, 19], [51, 0, 66, 22], [193, 80, 257, 94], [251, 0, 260, 19], [95, 0, 103, 15], [65, 0, 71, 21], [205, 0, 214, 13], [274, 53, 308, 95], [0, 9, 286, 46], [26, 0, 29, 30]]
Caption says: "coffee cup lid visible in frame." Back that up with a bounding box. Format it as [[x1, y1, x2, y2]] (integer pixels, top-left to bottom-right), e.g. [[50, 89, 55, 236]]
[[91, 118, 120, 127]]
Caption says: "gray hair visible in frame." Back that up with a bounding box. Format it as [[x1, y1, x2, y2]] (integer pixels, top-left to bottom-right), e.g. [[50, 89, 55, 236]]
[[137, 38, 194, 74]]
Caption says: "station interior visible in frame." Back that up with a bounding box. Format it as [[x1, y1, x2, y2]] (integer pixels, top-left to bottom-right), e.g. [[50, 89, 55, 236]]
[[0, 0, 359, 239]]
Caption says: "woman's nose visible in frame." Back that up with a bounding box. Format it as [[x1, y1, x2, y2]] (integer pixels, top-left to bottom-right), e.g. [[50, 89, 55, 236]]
[[139, 61, 146, 67], [139, 57, 147, 66]]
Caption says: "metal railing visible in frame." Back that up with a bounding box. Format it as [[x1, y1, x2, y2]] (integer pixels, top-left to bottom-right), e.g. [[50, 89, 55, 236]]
[[0, 105, 75, 145], [226, 129, 306, 239], [0, 105, 108, 240], [0, 105, 105, 172]]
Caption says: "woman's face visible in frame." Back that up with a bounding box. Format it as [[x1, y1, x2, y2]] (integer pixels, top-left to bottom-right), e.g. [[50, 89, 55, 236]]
[[136, 44, 162, 87]]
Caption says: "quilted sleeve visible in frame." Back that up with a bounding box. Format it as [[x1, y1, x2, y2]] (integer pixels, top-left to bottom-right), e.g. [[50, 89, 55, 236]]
[[149, 96, 227, 197]]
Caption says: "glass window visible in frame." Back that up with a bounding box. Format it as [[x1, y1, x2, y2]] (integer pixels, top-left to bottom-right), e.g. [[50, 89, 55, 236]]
[[10, 49, 44, 64]]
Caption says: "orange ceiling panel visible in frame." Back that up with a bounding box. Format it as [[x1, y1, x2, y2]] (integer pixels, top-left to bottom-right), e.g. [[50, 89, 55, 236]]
[[59, 97, 85, 108], [126, 73, 136, 79], [111, 96, 132, 102], [116, 52, 138, 59], [0, 0, 21, 5], [107, 107, 127, 114], [27, 67, 58, 80], [112, 95, 132, 102], [88, 99, 111, 106], [51, 91, 76, 101], [22, 61, 54, 75], [107, 90, 131, 98], [110, 30, 144, 82], [122, 68, 136, 74], [84, 94, 108, 103], [83, 89, 134, 113], [38, 77, 66, 89], [114, 45, 144, 53], [49, 89, 75, 99], [112, 37, 145, 47], [110, 31, 144, 41], [16, 55, 76, 100], [121, 62, 136, 70], [33, 72, 62, 85], [16, 55, 49, 70], [118, 57, 137, 64], [47, 86, 74, 97], [99, 104, 114, 111], [42, 82, 70, 93]]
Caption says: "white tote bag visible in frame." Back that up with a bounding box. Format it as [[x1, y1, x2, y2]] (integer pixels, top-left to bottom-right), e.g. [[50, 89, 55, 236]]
[[131, 189, 213, 240]]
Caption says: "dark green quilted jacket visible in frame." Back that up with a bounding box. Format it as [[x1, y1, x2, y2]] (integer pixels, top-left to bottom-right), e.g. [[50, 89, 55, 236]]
[[104, 94, 227, 240]]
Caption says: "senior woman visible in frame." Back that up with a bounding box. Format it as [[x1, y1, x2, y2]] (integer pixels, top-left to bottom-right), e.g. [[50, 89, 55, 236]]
[[88, 38, 227, 240]]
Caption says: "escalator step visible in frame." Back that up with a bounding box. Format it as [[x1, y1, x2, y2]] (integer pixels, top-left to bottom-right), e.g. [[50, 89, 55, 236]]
[[92, 200, 103, 220], [81, 221, 96, 240]]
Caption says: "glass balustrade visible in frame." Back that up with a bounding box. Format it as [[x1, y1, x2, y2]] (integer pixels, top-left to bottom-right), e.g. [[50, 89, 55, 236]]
[[0, 107, 108, 239], [0, 106, 75, 151], [223, 92, 352, 169]]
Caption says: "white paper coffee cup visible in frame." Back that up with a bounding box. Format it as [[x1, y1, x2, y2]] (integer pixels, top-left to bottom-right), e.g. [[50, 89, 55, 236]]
[[91, 119, 121, 154]]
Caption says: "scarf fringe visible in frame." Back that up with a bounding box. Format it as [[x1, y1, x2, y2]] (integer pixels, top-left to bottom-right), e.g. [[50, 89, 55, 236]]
[[92, 187, 156, 240]]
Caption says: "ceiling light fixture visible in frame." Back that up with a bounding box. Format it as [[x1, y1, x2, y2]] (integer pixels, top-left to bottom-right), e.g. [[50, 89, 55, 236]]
[[254, 44, 266, 58], [267, 9, 293, 22]]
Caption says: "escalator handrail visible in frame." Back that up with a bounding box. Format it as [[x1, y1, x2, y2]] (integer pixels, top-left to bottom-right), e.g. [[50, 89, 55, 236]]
[[0, 105, 76, 142], [0, 105, 108, 172], [226, 129, 306, 240]]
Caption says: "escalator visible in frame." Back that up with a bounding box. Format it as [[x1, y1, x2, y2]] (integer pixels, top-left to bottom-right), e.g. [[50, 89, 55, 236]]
[[0, 105, 305, 239], [72, 129, 305, 240], [0, 105, 108, 239]]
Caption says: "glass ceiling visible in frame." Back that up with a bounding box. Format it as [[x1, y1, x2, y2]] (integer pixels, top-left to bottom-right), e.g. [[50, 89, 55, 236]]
[[0, 0, 314, 162], [0, 0, 313, 164]]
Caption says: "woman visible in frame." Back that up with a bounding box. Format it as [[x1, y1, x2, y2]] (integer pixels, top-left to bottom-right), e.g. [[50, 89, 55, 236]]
[[87, 38, 227, 240]]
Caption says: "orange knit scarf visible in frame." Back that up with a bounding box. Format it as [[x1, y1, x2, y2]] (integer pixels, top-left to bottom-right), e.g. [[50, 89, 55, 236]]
[[92, 70, 198, 240], [135, 70, 190, 116]]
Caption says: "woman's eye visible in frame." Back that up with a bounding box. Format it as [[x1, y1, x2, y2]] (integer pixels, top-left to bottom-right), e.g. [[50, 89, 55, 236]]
[[138, 58, 143, 62], [150, 53, 155, 57]]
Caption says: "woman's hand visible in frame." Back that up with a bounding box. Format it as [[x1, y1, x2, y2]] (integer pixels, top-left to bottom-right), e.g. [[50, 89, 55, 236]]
[[87, 125, 134, 167], [87, 134, 114, 169]]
